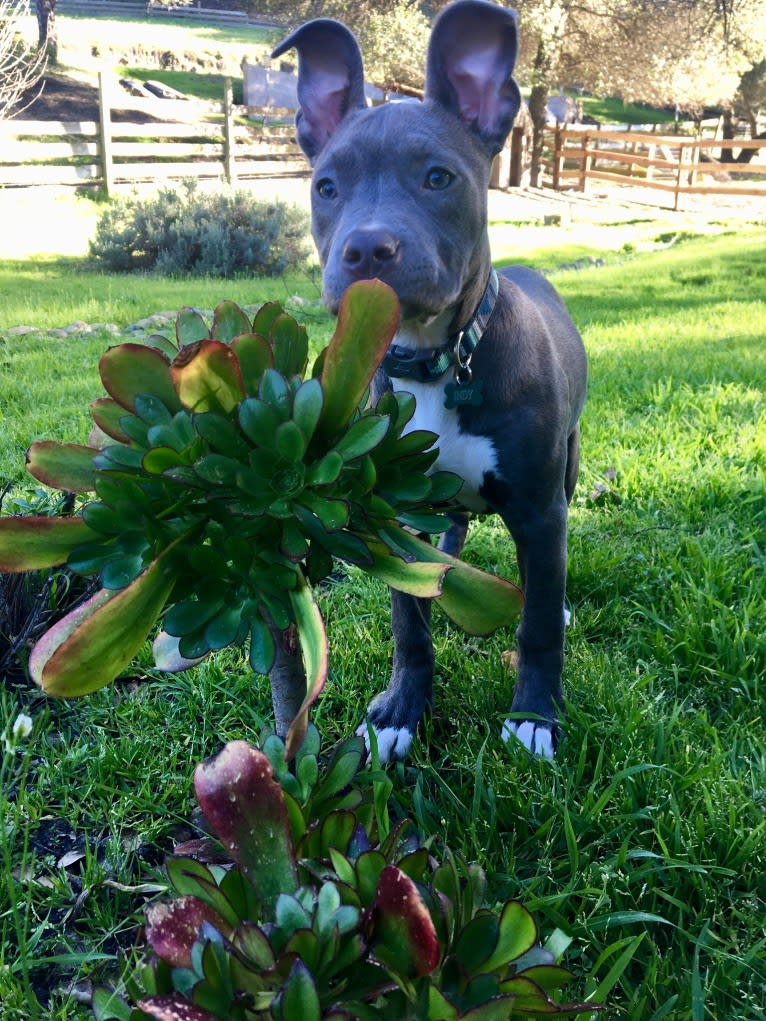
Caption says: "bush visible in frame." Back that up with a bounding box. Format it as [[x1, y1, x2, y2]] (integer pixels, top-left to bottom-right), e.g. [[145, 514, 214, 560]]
[[89, 183, 311, 278]]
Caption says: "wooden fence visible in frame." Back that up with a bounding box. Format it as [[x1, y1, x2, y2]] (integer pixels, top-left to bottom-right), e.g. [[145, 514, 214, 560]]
[[57, 0, 281, 28], [546, 126, 766, 209], [0, 74, 307, 193]]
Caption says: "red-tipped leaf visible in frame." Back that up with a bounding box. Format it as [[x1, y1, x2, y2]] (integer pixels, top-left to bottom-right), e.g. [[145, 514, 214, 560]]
[[317, 280, 399, 441], [145, 896, 231, 968], [29, 548, 175, 696], [0, 516, 98, 572], [99, 343, 181, 413], [138, 995, 219, 1021], [193, 741, 298, 913], [381, 526, 523, 635], [170, 339, 245, 414], [372, 865, 440, 978], [25, 441, 97, 493], [90, 397, 130, 442]]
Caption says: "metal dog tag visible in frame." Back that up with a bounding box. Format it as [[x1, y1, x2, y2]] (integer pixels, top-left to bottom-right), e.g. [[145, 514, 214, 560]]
[[444, 380, 484, 408]]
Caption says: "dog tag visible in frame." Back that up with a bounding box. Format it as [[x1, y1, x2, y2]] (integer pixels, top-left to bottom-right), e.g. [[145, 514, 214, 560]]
[[444, 380, 484, 408]]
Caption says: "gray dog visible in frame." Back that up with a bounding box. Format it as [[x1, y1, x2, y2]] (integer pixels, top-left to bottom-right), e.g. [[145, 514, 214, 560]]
[[272, 0, 587, 760]]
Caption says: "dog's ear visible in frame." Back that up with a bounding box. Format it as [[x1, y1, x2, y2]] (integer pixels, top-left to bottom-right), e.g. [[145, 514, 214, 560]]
[[271, 19, 367, 163], [426, 0, 521, 156]]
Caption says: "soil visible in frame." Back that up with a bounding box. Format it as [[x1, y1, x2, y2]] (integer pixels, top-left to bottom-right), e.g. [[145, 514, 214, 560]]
[[16, 71, 163, 123]]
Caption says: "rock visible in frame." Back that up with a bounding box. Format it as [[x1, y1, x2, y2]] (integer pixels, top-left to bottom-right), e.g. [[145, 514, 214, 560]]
[[143, 80, 189, 101]]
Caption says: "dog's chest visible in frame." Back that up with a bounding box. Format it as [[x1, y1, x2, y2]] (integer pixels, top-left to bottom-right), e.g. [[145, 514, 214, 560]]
[[392, 378, 496, 512]]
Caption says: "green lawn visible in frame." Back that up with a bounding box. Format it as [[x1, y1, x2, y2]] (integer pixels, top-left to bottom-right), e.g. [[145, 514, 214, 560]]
[[1, 225, 765, 1019]]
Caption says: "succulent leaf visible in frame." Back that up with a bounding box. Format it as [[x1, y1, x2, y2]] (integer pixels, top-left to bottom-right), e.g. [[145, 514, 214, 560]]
[[193, 741, 298, 912], [476, 901, 538, 976], [99, 343, 182, 414], [176, 307, 210, 347], [0, 516, 98, 572], [372, 865, 440, 978], [285, 575, 328, 760], [25, 440, 98, 493], [231, 332, 274, 395], [378, 527, 522, 635], [291, 378, 324, 443], [170, 340, 245, 414], [145, 896, 230, 968], [29, 547, 176, 696], [138, 993, 219, 1021], [275, 960, 321, 1021], [211, 299, 252, 343], [90, 397, 130, 442], [251, 300, 284, 337], [271, 313, 309, 378], [317, 279, 400, 441]]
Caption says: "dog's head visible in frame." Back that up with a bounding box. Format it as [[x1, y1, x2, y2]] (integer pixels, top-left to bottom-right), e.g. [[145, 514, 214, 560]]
[[273, 0, 521, 325]]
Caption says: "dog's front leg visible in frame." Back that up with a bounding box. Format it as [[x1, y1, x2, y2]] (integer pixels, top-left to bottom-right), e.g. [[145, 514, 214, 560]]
[[500, 498, 569, 759], [359, 589, 435, 762]]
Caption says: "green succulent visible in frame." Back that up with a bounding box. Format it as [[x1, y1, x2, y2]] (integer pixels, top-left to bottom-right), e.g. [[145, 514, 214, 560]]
[[0, 281, 521, 754], [93, 728, 601, 1021]]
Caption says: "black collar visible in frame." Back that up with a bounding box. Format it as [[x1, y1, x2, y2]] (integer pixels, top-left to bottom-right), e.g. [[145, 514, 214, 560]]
[[382, 268, 500, 383]]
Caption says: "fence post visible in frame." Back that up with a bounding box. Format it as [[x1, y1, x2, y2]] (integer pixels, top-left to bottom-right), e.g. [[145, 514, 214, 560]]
[[509, 125, 524, 187], [646, 142, 656, 182], [578, 132, 591, 193], [98, 69, 114, 198], [223, 77, 236, 185], [674, 142, 690, 211], [552, 125, 562, 189]]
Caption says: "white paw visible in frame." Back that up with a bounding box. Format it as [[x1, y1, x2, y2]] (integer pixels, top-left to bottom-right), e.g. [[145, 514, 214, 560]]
[[501, 719, 555, 759], [152, 631, 208, 672], [356, 722, 413, 763], [563, 606, 572, 627]]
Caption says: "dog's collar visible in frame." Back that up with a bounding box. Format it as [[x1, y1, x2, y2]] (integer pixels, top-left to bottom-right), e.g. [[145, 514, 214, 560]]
[[382, 268, 499, 384]]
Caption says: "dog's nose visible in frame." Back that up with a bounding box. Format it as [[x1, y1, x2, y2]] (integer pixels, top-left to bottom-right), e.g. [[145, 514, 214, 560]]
[[342, 229, 401, 279]]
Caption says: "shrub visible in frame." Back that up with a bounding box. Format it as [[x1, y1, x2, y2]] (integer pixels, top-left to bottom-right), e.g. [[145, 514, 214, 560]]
[[89, 183, 311, 278], [93, 727, 600, 1020]]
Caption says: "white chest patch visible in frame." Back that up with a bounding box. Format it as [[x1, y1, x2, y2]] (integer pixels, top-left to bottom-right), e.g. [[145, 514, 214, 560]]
[[393, 378, 497, 512]]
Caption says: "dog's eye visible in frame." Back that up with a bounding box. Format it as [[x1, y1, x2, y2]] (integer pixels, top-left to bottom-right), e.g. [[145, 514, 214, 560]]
[[424, 167, 454, 191], [316, 177, 338, 200]]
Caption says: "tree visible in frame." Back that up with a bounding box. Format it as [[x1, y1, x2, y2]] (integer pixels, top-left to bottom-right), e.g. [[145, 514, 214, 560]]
[[35, 0, 55, 63], [0, 0, 46, 120], [511, 0, 766, 184]]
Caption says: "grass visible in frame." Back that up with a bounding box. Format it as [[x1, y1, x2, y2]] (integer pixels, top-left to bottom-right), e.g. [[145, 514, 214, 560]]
[[122, 67, 245, 104], [1, 222, 765, 1020], [578, 95, 677, 126]]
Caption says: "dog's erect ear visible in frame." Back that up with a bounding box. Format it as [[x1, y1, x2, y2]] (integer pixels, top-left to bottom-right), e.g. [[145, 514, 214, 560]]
[[426, 0, 521, 156], [271, 20, 367, 163]]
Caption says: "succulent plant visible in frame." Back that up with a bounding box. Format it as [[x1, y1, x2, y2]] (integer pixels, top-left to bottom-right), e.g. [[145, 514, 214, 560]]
[[93, 728, 600, 1021], [0, 282, 522, 754]]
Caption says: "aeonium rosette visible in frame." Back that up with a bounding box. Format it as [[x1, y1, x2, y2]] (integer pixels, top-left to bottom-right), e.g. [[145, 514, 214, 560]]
[[0, 281, 522, 756]]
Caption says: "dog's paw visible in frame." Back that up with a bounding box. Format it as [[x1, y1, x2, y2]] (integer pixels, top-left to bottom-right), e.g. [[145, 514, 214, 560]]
[[501, 719, 555, 759], [563, 606, 572, 627], [356, 722, 414, 763]]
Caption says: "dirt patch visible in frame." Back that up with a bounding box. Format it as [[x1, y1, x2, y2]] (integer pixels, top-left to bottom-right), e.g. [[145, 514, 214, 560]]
[[15, 71, 163, 123]]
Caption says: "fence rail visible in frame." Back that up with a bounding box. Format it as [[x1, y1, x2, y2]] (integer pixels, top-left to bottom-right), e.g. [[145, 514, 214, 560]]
[[0, 74, 306, 193], [57, 0, 281, 28], [546, 126, 766, 209]]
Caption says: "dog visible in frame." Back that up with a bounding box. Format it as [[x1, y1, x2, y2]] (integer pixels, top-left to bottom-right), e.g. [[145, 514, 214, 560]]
[[272, 0, 587, 760]]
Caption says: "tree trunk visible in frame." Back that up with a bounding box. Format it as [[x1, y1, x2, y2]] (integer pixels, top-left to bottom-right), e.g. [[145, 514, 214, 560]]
[[528, 35, 555, 189], [720, 107, 736, 163], [528, 82, 549, 188], [36, 0, 57, 64]]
